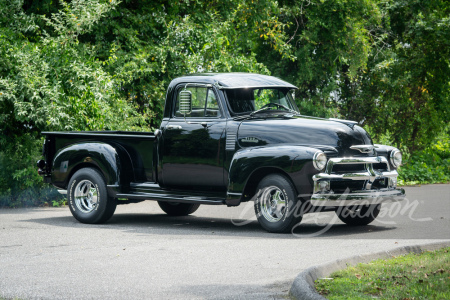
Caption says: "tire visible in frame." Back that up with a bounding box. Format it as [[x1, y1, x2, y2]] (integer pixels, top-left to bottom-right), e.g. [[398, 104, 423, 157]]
[[336, 204, 381, 226], [67, 168, 117, 224], [158, 201, 200, 216], [254, 174, 303, 233]]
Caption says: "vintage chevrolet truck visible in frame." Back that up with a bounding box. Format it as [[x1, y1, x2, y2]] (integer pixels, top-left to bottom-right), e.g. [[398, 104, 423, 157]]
[[37, 73, 405, 233]]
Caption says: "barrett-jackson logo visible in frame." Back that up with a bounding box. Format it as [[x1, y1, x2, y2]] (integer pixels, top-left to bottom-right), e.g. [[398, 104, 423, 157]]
[[240, 137, 260, 143]]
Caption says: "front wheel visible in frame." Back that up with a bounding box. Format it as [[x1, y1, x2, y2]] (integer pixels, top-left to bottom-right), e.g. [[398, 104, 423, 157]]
[[336, 204, 381, 226], [68, 168, 117, 224], [254, 174, 303, 233], [158, 201, 200, 216]]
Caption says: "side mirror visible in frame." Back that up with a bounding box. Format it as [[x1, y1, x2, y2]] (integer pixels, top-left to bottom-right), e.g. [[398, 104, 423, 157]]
[[179, 90, 192, 116]]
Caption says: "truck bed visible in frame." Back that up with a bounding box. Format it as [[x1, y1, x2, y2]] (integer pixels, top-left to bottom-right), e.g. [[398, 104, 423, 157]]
[[42, 131, 157, 186]]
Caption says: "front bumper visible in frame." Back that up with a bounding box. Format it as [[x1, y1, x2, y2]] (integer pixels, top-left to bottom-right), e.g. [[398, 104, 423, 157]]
[[311, 156, 406, 207], [310, 188, 405, 207]]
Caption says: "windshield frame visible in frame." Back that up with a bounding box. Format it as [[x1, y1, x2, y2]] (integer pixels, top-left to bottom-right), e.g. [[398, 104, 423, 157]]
[[223, 87, 299, 116]]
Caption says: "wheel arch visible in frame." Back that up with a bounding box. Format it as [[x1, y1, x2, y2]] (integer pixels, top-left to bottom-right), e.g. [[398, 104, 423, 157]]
[[226, 145, 320, 206], [66, 163, 105, 188], [241, 167, 296, 202], [51, 142, 133, 193]]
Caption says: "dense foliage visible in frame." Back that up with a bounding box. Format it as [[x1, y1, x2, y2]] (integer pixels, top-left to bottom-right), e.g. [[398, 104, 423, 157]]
[[0, 0, 448, 206], [339, 0, 450, 153], [398, 129, 450, 185]]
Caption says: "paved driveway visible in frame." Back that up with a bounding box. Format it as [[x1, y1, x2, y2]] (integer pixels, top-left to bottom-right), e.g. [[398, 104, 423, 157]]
[[0, 184, 449, 299]]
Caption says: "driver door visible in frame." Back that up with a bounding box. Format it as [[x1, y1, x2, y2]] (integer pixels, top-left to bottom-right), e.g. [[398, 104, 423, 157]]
[[160, 86, 226, 191]]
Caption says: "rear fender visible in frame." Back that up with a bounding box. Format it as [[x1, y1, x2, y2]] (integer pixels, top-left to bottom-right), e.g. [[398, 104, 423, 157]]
[[51, 142, 133, 195]]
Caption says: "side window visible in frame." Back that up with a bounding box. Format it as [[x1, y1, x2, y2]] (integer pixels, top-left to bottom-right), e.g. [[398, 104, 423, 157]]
[[175, 86, 220, 118]]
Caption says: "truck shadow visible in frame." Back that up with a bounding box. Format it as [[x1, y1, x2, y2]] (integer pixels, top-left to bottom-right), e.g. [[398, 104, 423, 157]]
[[24, 212, 398, 239]]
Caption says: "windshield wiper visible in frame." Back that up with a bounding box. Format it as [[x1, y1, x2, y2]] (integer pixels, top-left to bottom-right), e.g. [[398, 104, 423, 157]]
[[275, 104, 301, 115], [249, 103, 299, 117], [249, 106, 272, 117]]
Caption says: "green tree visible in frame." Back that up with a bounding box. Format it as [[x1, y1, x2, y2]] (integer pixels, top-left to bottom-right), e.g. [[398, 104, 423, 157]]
[[0, 0, 293, 206], [337, 0, 450, 152], [79, 0, 293, 127], [0, 0, 146, 206], [260, 0, 382, 117]]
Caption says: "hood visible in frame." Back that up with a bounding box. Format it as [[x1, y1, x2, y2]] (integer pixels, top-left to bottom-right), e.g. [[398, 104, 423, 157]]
[[236, 116, 373, 157]]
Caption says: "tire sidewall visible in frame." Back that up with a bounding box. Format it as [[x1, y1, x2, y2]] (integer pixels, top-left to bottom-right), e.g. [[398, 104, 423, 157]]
[[158, 201, 200, 216], [254, 174, 301, 233], [336, 204, 381, 226], [68, 168, 109, 224]]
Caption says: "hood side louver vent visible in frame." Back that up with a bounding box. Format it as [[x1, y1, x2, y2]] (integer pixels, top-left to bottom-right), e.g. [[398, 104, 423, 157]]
[[226, 133, 236, 151]]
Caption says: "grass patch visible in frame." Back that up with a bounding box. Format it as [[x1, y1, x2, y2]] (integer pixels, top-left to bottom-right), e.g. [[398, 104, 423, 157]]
[[315, 247, 450, 299]]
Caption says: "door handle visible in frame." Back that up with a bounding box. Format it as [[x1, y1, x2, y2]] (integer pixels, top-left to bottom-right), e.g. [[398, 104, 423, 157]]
[[167, 125, 182, 130]]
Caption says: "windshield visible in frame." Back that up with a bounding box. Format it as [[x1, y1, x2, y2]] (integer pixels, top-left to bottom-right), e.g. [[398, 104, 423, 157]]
[[225, 88, 299, 115]]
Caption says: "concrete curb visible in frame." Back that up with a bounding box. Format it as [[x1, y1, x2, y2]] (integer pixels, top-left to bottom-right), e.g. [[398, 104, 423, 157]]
[[289, 241, 450, 300]]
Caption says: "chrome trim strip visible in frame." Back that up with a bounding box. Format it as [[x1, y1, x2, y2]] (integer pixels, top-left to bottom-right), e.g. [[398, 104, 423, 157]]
[[41, 132, 156, 139], [323, 156, 390, 175], [184, 83, 213, 88], [313, 170, 398, 181], [227, 192, 243, 196]]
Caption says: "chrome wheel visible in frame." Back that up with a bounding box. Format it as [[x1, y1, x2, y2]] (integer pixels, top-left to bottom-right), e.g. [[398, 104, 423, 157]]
[[260, 186, 287, 222], [74, 180, 98, 213]]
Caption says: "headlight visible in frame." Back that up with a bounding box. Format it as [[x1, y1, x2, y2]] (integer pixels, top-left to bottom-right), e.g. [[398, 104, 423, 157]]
[[313, 152, 327, 171], [390, 149, 402, 168]]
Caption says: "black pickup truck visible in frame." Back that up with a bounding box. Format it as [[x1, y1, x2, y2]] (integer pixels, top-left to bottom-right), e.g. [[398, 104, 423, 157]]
[[37, 73, 405, 233]]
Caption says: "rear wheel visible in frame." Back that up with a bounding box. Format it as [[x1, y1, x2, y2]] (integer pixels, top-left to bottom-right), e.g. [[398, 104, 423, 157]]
[[254, 174, 303, 233], [68, 168, 117, 224], [158, 201, 200, 216], [336, 204, 381, 226]]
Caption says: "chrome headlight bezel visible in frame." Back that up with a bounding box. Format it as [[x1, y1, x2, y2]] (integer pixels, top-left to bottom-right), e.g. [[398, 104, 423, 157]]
[[390, 149, 402, 168], [313, 152, 327, 171]]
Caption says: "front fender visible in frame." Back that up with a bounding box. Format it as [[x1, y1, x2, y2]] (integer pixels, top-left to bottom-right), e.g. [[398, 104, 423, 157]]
[[51, 142, 133, 194], [227, 145, 321, 205], [375, 144, 400, 170]]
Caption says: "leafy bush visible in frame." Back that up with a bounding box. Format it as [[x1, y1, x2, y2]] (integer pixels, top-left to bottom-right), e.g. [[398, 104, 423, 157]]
[[367, 125, 450, 185], [399, 135, 450, 185], [0, 134, 65, 208], [0, 0, 291, 207]]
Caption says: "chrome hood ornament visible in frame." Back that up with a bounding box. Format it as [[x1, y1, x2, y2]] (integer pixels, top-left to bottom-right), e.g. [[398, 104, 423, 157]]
[[350, 145, 375, 154]]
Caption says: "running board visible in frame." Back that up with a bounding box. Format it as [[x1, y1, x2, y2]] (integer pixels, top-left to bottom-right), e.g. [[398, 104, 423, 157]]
[[116, 182, 226, 205]]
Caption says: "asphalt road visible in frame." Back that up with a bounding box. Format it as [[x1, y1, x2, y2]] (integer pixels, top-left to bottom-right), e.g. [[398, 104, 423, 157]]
[[1, 184, 449, 299]]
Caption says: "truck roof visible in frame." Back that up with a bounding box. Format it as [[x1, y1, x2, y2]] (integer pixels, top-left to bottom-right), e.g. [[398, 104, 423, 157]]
[[170, 73, 297, 89]]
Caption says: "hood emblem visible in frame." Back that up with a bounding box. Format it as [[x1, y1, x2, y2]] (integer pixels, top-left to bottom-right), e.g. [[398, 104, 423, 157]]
[[350, 145, 375, 154], [241, 137, 260, 143]]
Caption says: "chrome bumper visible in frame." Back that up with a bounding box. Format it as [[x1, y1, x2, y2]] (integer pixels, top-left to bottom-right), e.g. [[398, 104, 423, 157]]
[[310, 188, 405, 207], [311, 156, 405, 207]]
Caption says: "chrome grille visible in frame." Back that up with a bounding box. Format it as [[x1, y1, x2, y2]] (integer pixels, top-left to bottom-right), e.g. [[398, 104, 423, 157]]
[[313, 156, 398, 193]]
